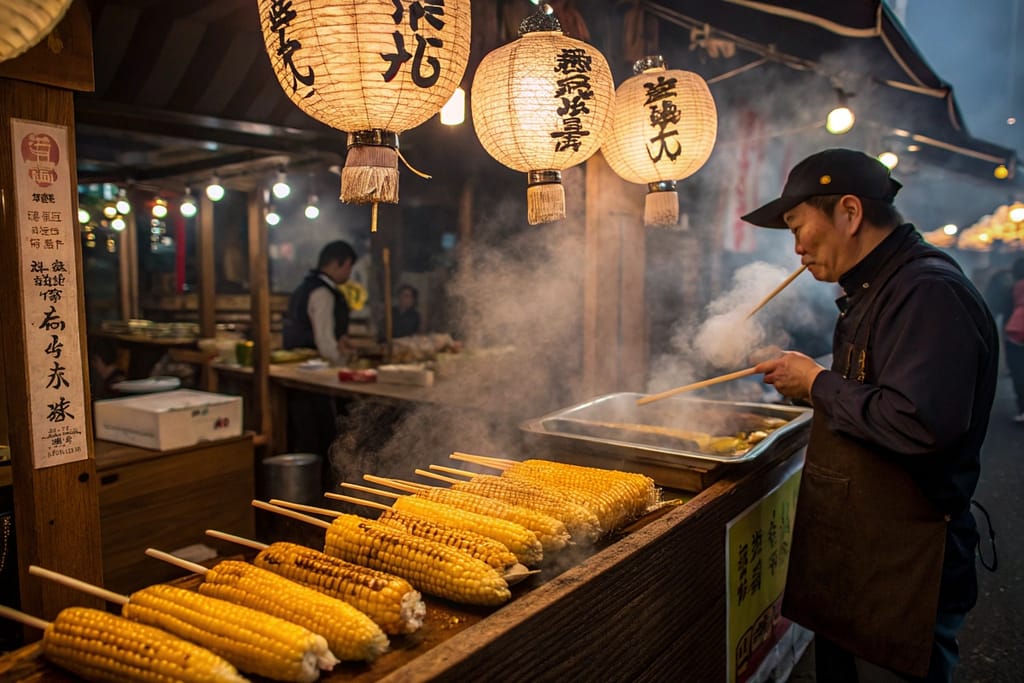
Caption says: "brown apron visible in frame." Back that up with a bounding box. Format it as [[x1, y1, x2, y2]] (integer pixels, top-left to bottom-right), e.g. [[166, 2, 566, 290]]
[[782, 235, 948, 678]]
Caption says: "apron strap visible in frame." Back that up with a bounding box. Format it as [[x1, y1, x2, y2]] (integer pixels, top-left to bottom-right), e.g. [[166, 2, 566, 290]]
[[971, 499, 998, 572]]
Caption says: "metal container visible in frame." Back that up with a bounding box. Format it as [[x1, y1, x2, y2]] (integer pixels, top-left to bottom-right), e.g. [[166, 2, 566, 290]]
[[520, 393, 811, 491], [261, 453, 323, 504]]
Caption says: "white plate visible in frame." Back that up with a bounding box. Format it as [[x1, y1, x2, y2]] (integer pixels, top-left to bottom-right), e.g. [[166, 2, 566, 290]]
[[111, 376, 182, 394], [297, 359, 329, 370]]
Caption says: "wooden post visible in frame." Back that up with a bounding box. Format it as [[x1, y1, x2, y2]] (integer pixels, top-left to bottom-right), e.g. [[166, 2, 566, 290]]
[[0, 0, 104, 624], [247, 193, 271, 443], [582, 151, 648, 397], [197, 194, 217, 338], [117, 195, 137, 321]]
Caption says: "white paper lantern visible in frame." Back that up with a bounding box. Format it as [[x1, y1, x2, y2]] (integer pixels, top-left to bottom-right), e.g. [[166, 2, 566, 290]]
[[0, 0, 73, 63], [257, 0, 471, 211], [601, 56, 717, 226], [471, 6, 614, 225]]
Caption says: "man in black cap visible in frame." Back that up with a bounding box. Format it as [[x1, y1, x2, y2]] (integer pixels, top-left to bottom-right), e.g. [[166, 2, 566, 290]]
[[746, 149, 997, 682]]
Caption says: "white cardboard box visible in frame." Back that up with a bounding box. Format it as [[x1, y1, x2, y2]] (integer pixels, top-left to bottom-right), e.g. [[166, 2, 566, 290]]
[[93, 389, 243, 450]]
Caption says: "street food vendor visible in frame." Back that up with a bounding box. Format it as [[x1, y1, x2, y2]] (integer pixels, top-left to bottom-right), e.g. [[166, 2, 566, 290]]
[[744, 149, 998, 682], [282, 240, 358, 365]]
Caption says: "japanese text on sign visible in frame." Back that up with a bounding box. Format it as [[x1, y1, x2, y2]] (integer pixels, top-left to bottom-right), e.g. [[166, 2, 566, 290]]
[[550, 48, 594, 153], [642, 75, 682, 163], [383, 0, 446, 87], [726, 468, 801, 683], [11, 119, 88, 469]]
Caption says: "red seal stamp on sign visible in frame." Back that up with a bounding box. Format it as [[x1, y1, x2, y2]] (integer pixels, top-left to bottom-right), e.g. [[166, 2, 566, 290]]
[[21, 132, 60, 188]]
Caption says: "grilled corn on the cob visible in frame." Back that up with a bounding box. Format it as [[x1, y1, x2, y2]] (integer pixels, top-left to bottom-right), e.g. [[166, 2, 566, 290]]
[[450, 474, 602, 543], [377, 508, 519, 571], [122, 584, 337, 683], [410, 488, 570, 553], [392, 495, 543, 566], [43, 607, 248, 683], [324, 513, 511, 606], [253, 541, 425, 635], [199, 560, 388, 662]]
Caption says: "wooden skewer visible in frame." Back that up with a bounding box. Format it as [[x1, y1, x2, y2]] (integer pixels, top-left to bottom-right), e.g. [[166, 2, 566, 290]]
[[29, 565, 129, 606], [636, 366, 760, 406], [270, 499, 343, 518], [414, 468, 459, 484], [204, 529, 267, 551], [325, 491, 392, 512], [340, 481, 403, 499], [363, 474, 429, 494], [144, 548, 210, 576], [449, 452, 516, 470], [0, 604, 50, 631], [744, 264, 807, 320], [252, 499, 330, 529], [428, 464, 478, 479]]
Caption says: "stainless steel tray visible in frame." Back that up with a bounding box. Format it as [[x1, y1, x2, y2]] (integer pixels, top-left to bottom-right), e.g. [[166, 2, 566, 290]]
[[520, 393, 812, 468]]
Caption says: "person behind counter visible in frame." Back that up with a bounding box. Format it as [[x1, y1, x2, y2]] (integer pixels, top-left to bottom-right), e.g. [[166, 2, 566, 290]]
[[391, 284, 422, 339], [282, 240, 357, 365], [743, 148, 998, 682], [281, 240, 357, 469]]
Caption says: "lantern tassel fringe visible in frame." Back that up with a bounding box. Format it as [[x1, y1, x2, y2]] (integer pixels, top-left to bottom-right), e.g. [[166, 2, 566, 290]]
[[526, 183, 566, 225], [342, 146, 400, 205], [644, 191, 680, 227]]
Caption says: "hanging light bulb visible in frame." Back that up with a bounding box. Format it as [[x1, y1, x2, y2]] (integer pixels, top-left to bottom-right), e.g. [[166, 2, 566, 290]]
[[111, 216, 127, 231], [942, 224, 959, 236], [825, 89, 855, 135], [304, 194, 320, 220], [994, 164, 1010, 180], [152, 198, 168, 219], [106, 237, 116, 253], [877, 151, 899, 170], [272, 168, 291, 199], [78, 207, 90, 224], [180, 188, 198, 218], [115, 188, 131, 215], [440, 87, 466, 126], [265, 206, 281, 226], [102, 204, 118, 219], [206, 175, 225, 201]]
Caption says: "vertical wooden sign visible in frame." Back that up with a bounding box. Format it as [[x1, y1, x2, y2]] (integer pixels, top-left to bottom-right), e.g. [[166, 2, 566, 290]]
[[9, 118, 88, 469]]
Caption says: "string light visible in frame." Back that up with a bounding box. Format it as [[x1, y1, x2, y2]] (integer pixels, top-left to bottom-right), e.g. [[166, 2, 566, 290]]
[[180, 187, 198, 218], [942, 224, 959, 236], [78, 208, 90, 224], [272, 168, 291, 199], [826, 90, 855, 134], [111, 216, 127, 231], [152, 198, 168, 219], [115, 188, 131, 214], [877, 151, 899, 170], [304, 194, 320, 220], [206, 175, 225, 201], [102, 204, 118, 219], [994, 165, 1010, 180], [265, 206, 281, 226], [1009, 204, 1024, 223]]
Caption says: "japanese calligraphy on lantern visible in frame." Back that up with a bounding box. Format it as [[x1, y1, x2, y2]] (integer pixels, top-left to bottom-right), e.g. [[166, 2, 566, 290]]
[[642, 74, 682, 163], [267, 0, 315, 98], [550, 47, 594, 153], [10, 118, 88, 469], [725, 467, 802, 683], [383, 0, 447, 86]]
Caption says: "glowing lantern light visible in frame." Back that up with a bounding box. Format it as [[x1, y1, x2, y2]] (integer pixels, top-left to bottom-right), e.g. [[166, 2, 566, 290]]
[[257, 0, 471, 231], [601, 55, 717, 226], [471, 4, 614, 225]]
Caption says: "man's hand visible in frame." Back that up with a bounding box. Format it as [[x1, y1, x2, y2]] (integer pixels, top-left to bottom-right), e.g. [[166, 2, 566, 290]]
[[753, 351, 825, 403]]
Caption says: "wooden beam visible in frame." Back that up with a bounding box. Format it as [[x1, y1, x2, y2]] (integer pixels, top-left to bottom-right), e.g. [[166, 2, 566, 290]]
[[197, 194, 217, 338], [247, 193, 271, 441], [0, 78, 104, 626]]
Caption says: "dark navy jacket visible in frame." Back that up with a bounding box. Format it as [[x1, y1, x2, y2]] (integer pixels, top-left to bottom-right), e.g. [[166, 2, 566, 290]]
[[810, 224, 998, 612], [282, 271, 349, 350]]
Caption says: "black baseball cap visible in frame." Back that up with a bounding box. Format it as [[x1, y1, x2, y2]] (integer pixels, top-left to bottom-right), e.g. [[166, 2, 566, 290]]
[[741, 148, 903, 229]]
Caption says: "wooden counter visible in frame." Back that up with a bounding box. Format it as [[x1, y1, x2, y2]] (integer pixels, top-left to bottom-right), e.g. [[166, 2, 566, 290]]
[[94, 434, 255, 594], [0, 441, 804, 681]]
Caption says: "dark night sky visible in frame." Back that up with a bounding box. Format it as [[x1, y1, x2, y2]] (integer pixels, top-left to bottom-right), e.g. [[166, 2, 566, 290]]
[[896, 0, 1024, 156]]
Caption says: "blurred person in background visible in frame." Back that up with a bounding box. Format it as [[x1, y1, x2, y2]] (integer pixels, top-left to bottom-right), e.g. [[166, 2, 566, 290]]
[[281, 240, 357, 464], [1003, 256, 1024, 422], [282, 240, 357, 365], [88, 336, 127, 400], [391, 284, 422, 339], [745, 148, 998, 683]]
